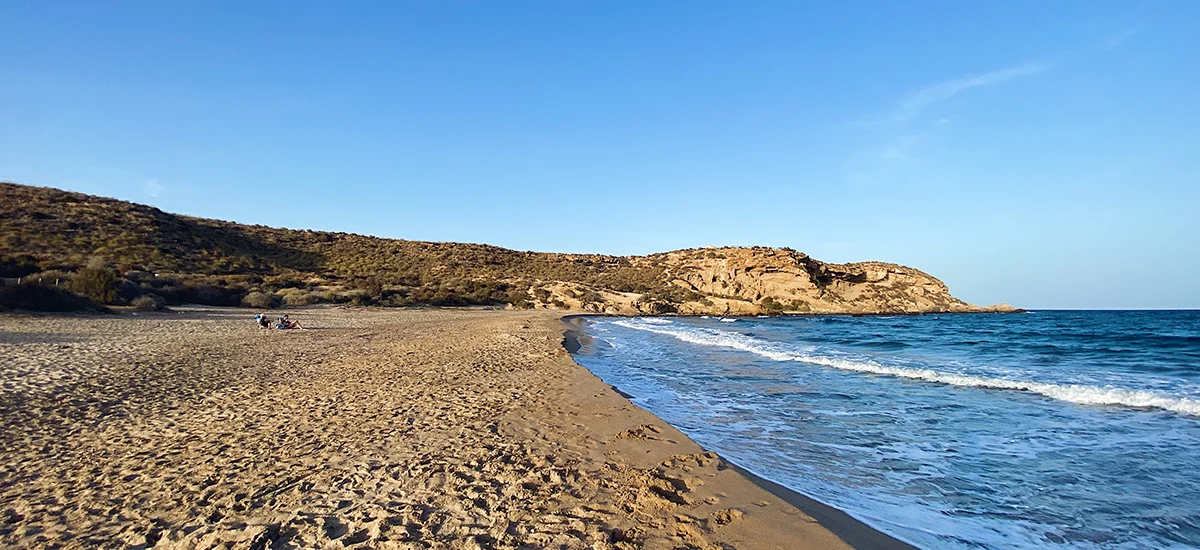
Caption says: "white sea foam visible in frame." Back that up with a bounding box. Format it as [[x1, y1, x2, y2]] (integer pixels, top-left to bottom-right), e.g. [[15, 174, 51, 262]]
[[610, 319, 1200, 417], [641, 318, 673, 325], [720, 318, 737, 323]]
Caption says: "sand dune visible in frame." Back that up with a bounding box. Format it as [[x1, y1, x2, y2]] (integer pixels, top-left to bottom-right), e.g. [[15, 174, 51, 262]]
[[0, 307, 871, 549]]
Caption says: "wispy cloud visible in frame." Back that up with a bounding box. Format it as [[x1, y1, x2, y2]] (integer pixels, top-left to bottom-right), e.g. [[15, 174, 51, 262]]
[[142, 178, 166, 198], [888, 62, 1051, 123], [842, 58, 1054, 186], [1104, 28, 1138, 51], [880, 133, 922, 161]]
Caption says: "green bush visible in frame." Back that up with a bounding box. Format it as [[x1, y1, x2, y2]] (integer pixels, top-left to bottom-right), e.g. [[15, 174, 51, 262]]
[[131, 294, 166, 311], [68, 268, 120, 304]]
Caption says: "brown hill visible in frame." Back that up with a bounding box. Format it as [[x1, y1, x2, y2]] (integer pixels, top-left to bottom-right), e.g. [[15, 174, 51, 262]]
[[0, 182, 1014, 314]]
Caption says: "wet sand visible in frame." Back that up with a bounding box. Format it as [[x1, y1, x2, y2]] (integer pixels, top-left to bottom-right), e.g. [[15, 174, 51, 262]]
[[0, 306, 909, 549]]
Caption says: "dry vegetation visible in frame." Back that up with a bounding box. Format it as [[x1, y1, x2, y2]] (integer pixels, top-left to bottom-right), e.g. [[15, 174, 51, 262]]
[[0, 183, 669, 311], [2, 182, 991, 315]]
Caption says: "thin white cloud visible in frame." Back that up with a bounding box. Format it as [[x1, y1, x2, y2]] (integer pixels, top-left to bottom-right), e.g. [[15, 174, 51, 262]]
[[881, 133, 922, 161], [889, 62, 1051, 123], [142, 178, 166, 198], [1104, 29, 1138, 51]]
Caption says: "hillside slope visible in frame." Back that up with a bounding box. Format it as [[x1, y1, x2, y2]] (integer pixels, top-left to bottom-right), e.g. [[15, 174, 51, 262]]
[[0, 182, 1014, 314]]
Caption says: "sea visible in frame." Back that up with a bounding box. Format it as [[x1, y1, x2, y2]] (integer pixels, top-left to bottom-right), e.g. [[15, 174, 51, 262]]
[[568, 311, 1200, 549]]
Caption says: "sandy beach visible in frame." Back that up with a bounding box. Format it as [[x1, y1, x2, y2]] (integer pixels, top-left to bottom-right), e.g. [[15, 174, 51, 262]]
[[0, 306, 908, 549]]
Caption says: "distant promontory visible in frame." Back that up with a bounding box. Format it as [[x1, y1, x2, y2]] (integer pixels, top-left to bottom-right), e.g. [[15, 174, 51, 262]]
[[0, 182, 1015, 315]]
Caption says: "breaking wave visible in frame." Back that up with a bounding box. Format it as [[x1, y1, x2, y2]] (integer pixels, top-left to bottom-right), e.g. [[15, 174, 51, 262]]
[[611, 318, 1200, 417]]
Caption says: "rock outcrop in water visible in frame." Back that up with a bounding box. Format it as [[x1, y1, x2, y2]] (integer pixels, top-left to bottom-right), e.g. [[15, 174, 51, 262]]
[[0, 182, 1013, 315]]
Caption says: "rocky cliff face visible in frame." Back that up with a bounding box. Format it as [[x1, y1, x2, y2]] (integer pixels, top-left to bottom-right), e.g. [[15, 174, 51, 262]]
[[537, 247, 1015, 316]]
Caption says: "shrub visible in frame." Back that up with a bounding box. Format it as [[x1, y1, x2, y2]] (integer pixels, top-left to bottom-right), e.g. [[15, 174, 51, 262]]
[[68, 268, 120, 304], [761, 297, 785, 314], [378, 293, 409, 307], [355, 277, 383, 297], [579, 289, 604, 304], [242, 291, 273, 308], [0, 256, 41, 278], [144, 278, 185, 304], [0, 285, 107, 312], [185, 283, 244, 306], [117, 278, 142, 302], [282, 291, 315, 306], [308, 291, 335, 303], [25, 270, 72, 286], [130, 294, 166, 311], [505, 287, 531, 309]]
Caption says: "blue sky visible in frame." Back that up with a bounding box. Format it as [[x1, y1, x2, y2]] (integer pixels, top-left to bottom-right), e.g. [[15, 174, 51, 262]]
[[2, 2, 1197, 309]]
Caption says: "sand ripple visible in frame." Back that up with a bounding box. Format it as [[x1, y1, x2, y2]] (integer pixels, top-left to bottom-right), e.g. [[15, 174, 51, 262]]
[[0, 307, 848, 549]]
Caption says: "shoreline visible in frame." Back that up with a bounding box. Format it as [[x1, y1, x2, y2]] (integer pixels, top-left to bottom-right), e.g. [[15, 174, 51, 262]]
[[2, 306, 914, 548], [560, 316, 918, 550], [563, 310, 1024, 320]]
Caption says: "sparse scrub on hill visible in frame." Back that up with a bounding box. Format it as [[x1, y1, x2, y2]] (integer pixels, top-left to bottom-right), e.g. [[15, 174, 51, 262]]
[[0, 182, 678, 310], [0, 182, 981, 314]]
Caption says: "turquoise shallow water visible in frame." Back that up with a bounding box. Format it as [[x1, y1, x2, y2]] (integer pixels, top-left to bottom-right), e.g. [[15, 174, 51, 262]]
[[569, 311, 1200, 549]]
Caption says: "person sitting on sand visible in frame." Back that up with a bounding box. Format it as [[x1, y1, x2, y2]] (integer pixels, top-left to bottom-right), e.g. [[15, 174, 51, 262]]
[[277, 314, 304, 330], [255, 313, 271, 329]]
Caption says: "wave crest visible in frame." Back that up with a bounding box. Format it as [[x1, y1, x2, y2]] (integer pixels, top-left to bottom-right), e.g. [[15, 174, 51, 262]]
[[610, 319, 1200, 417]]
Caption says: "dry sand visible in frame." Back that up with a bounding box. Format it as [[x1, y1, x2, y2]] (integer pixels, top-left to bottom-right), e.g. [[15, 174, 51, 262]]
[[0, 306, 906, 549]]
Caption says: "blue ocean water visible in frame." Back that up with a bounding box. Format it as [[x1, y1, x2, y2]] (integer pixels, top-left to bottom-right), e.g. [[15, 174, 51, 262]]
[[569, 311, 1200, 549]]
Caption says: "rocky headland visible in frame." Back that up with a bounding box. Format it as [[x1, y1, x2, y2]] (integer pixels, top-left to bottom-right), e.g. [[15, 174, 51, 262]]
[[0, 182, 1014, 316]]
